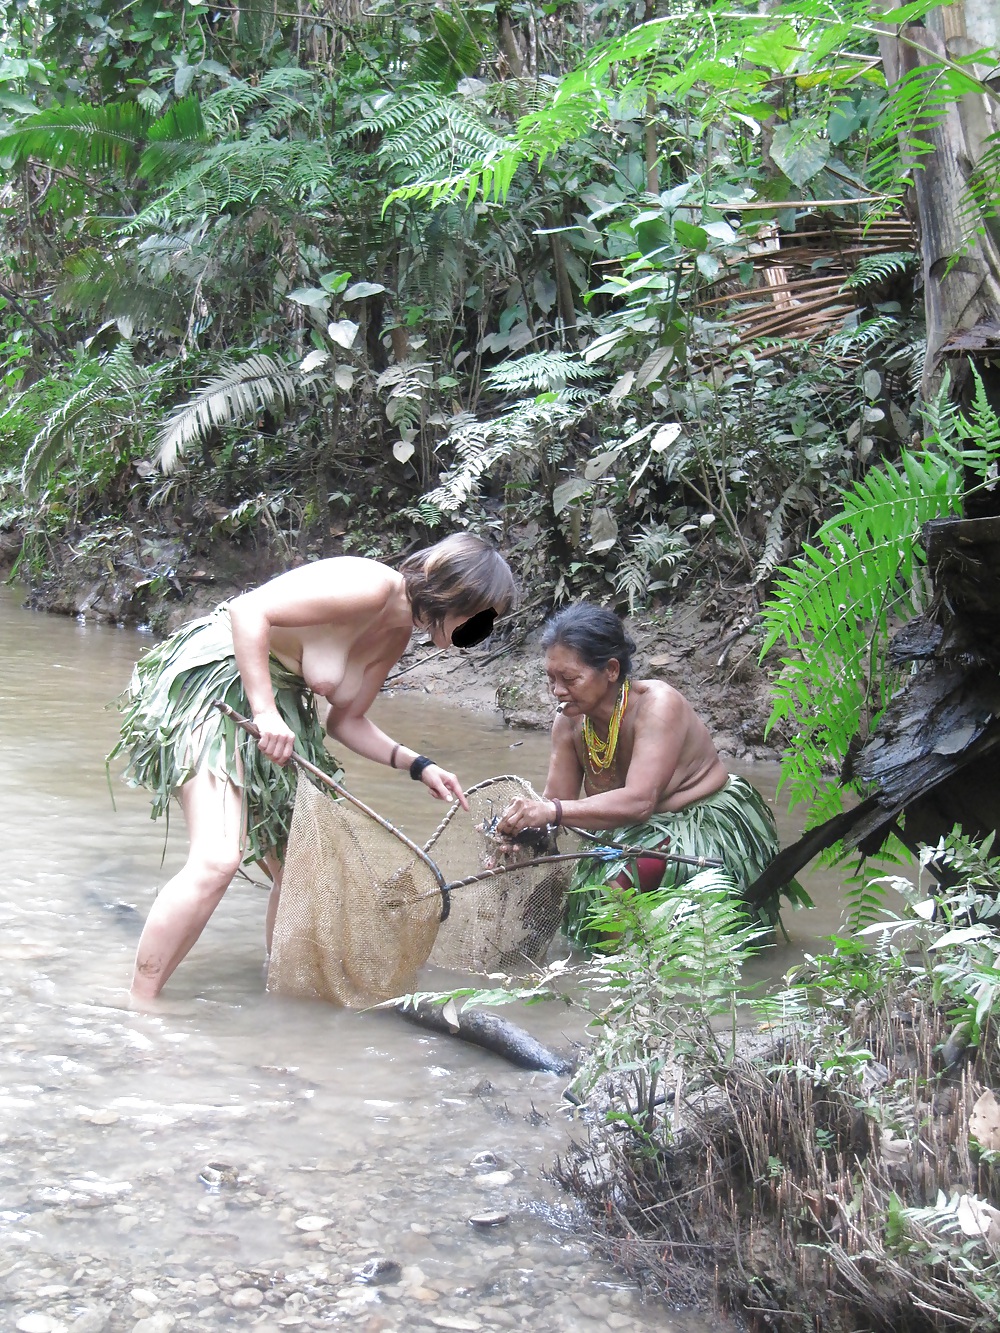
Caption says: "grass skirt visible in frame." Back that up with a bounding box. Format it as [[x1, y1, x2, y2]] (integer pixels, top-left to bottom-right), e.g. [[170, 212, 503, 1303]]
[[566, 774, 808, 942], [109, 605, 343, 864]]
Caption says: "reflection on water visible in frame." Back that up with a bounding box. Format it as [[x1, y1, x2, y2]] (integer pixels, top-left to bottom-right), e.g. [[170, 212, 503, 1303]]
[[0, 586, 859, 1331]]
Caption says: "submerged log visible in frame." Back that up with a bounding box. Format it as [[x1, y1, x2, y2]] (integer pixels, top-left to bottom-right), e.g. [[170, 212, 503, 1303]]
[[395, 999, 575, 1075]]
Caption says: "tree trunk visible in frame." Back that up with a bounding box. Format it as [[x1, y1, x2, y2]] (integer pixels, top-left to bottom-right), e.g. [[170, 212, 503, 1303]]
[[879, 3, 1000, 402]]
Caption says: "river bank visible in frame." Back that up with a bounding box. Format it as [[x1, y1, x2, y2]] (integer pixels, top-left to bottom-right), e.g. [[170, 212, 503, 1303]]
[[0, 532, 783, 765]]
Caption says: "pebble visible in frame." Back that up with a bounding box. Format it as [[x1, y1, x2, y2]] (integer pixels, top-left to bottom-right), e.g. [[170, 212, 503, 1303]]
[[131, 1316, 176, 1333], [429, 1318, 482, 1331], [468, 1212, 509, 1227], [16, 1318, 63, 1333], [354, 1258, 402, 1286], [294, 1215, 333, 1231], [228, 1287, 264, 1308], [471, 1171, 514, 1189], [606, 1316, 636, 1329], [469, 1152, 500, 1171], [71, 1311, 109, 1333]]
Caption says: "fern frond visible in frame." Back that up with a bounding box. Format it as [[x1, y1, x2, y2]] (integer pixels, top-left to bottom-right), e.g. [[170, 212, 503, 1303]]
[[0, 97, 205, 177], [155, 353, 300, 473], [20, 346, 153, 497], [56, 249, 188, 331], [485, 351, 603, 395], [842, 251, 918, 290], [762, 447, 965, 820]]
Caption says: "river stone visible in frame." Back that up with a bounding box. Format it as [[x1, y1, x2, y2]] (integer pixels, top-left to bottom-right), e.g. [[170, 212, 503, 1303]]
[[16, 1317, 63, 1333], [429, 1318, 482, 1331], [353, 1258, 401, 1285], [228, 1287, 264, 1309], [468, 1211, 509, 1227], [131, 1316, 176, 1333], [471, 1171, 513, 1189], [130, 1290, 159, 1306], [71, 1310, 110, 1333], [469, 1152, 500, 1171], [294, 1215, 333, 1231]]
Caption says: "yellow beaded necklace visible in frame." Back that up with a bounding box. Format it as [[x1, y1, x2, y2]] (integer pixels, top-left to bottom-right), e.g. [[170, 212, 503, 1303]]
[[583, 679, 629, 773]]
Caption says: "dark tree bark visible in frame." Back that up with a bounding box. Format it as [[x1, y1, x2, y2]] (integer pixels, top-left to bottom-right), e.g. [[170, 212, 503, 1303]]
[[879, 3, 1000, 401]]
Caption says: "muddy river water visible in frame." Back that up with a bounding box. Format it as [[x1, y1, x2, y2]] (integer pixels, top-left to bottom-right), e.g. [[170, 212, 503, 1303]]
[[0, 587, 855, 1333]]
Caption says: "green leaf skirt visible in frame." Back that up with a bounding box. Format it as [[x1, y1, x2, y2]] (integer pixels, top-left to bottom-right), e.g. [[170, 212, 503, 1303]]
[[566, 773, 809, 943], [108, 605, 343, 865]]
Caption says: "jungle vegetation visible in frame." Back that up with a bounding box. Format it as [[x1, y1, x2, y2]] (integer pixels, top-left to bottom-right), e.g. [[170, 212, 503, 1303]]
[[0, 0, 995, 616], [2, 0, 1000, 1326]]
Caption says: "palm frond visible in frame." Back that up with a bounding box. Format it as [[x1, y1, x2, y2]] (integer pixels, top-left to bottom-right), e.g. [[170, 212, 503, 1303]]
[[0, 97, 205, 177], [155, 353, 301, 473], [56, 249, 189, 331]]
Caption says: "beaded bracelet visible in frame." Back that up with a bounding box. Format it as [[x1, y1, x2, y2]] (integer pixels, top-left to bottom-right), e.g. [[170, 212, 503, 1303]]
[[410, 755, 434, 781]]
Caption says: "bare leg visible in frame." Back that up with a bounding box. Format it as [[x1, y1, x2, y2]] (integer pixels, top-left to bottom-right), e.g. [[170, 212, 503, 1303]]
[[130, 764, 246, 1001]]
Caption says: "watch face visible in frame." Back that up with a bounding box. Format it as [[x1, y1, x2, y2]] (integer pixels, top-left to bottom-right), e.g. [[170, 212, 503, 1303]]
[[451, 607, 496, 649]]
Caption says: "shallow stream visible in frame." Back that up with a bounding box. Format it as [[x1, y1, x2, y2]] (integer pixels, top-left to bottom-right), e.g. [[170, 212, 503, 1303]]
[[0, 587, 854, 1333]]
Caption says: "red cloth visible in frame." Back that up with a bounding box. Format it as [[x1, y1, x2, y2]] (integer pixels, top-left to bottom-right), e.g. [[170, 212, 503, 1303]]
[[614, 843, 671, 895]]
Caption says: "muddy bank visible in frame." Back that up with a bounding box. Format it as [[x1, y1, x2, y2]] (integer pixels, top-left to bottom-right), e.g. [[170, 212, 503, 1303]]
[[0, 531, 783, 763]]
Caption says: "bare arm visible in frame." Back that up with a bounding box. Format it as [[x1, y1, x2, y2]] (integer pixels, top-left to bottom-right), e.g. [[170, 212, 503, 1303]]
[[498, 692, 691, 834], [326, 686, 470, 811]]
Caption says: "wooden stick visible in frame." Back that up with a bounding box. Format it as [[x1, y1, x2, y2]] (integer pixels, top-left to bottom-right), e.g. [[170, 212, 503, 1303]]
[[212, 701, 452, 919]]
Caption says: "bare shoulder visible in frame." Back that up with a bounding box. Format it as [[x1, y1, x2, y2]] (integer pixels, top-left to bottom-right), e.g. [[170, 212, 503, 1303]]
[[630, 677, 695, 721], [236, 556, 401, 624]]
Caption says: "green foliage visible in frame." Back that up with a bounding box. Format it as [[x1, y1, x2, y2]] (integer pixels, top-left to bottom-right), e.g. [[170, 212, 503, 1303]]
[[763, 375, 1000, 824], [0, 96, 206, 176], [155, 353, 304, 473]]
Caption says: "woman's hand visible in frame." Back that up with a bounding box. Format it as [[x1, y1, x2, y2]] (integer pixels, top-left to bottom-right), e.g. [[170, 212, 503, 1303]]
[[497, 796, 557, 839], [253, 707, 297, 766], [420, 763, 469, 811]]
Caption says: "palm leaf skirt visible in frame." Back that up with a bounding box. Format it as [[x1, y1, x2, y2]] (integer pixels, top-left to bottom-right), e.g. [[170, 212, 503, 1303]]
[[566, 774, 809, 943], [108, 605, 343, 864]]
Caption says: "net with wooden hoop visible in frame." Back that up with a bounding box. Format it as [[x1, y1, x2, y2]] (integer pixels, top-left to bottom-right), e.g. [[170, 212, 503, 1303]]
[[266, 771, 577, 1007], [213, 704, 711, 1010]]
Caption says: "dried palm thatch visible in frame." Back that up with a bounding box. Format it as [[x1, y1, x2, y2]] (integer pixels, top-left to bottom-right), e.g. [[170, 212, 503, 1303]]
[[696, 211, 918, 348]]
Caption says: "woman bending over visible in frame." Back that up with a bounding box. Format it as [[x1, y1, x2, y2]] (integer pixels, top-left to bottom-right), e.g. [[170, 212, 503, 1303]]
[[113, 534, 515, 999]]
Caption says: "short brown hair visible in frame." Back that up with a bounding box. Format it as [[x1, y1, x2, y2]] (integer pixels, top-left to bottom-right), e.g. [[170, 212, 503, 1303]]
[[400, 534, 516, 628]]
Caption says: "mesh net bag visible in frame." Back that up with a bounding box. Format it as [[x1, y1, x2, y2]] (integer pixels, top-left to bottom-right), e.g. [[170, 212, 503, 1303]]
[[267, 773, 575, 1008], [426, 775, 578, 972], [267, 778, 444, 1007]]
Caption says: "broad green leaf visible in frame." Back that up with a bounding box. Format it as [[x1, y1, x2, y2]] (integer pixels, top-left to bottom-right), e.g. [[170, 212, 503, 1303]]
[[334, 364, 355, 391], [328, 319, 359, 349], [553, 477, 592, 514], [770, 119, 831, 186], [675, 219, 708, 251], [343, 281, 386, 301], [635, 344, 674, 391], [288, 287, 330, 310], [393, 439, 415, 464], [588, 507, 618, 553]]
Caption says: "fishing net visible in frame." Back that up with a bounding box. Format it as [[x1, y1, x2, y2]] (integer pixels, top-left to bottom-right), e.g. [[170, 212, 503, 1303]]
[[266, 774, 576, 1008]]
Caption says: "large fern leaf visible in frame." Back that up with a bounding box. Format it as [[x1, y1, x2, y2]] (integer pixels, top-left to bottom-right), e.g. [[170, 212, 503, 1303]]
[[761, 448, 965, 822], [0, 97, 205, 177], [155, 353, 300, 473], [20, 346, 152, 497], [56, 249, 188, 331]]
